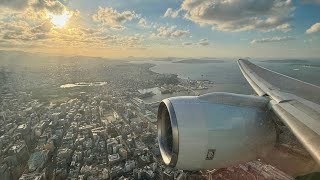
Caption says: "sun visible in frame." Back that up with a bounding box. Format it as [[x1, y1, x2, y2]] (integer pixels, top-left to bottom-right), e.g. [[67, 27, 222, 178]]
[[48, 11, 71, 28]]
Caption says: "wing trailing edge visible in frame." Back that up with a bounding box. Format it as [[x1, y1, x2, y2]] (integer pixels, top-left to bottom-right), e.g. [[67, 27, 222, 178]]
[[238, 59, 320, 166]]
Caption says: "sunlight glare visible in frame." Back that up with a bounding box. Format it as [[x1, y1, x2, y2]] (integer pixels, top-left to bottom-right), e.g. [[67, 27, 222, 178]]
[[48, 11, 71, 28]]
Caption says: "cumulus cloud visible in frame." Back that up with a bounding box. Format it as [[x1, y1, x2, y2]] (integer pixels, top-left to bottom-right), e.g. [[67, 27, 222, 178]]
[[92, 7, 138, 30], [180, 0, 294, 32], [198, 38, 209, 46], [306, 22, 320, 34], [251, 36, 295, 44], [0, 2, 147, 50], [32, 0, 66, 14], [153, 25, 190, 38], [163, 8, 180, 18], [138, 18, 147, 27], [0, 0, 67, 14], [0, 2, 78, 44], [3, 28, 50, 41], [1, 19, 143, 49], [3, 31, 50, 41], [31, 21, 53, 33], [0, 3, 147, 50], [0, 21, 28, 33], [1, 20, 53, 41], [0, 0, 29, 10]]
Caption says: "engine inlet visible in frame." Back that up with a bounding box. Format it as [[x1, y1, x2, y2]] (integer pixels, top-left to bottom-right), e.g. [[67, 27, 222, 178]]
[[158, 100, 179, 167]]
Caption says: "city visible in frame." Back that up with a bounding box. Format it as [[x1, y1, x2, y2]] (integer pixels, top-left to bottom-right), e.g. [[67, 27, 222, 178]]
[[0, 54, 294, 180], [0, 0, 319, 179]]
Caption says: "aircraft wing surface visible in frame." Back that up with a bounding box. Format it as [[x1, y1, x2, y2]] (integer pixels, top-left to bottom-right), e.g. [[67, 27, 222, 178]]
[[238, 59, 320, 165]]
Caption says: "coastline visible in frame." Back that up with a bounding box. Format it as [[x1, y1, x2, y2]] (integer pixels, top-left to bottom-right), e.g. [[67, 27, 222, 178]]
[[141, 62, 253, 103]]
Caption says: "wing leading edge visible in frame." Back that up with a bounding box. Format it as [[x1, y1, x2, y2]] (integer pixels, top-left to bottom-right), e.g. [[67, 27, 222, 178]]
[[238, 59, 320, 166]]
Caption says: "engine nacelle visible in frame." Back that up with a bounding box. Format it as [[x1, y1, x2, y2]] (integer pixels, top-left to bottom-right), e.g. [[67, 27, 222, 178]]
[[157, 92, 276, 170]]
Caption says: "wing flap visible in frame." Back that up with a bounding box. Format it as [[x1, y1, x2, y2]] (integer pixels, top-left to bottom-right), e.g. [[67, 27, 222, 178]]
[[238, 59, 320, 165], [271, 101, 320, 165]]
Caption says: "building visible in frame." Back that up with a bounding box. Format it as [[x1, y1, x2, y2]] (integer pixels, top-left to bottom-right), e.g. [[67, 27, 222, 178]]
[[27, 150, 49, 172], [162, 169, 174, 180], [133, 168, 142, 179], [0, 163, 10, 180], [119, 148, 127, 159], [124, 160, 136, 172], [110, 165, 123, 177], [132, 97, 145, 113], [108, 153, 120, 165]]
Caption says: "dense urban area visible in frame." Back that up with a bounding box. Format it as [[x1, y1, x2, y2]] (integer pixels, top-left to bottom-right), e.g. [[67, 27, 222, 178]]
[[0, 53, 294, 180]]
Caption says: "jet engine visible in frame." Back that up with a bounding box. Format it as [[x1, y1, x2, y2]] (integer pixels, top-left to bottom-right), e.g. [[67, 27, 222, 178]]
[[157, 92, 276, 170]]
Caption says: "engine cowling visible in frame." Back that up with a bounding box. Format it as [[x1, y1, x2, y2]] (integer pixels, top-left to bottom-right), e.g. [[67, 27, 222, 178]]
[[157, 92, 276, 170]]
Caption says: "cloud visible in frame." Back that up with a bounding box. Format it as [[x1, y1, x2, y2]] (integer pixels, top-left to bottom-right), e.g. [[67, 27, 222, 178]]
[[182, 38, 210, 46], [32, 0, 66, 14], [31, 21, 53, 33], [0, 2, 146, 50], [154, 25, 190, 38], [3, 31, 50, 41], [180, 0, 294, 32], [163, 8, 180, 18], [3, 28, 51, 41], [251, 36, 295, 44], [306, 22, 320, 34], [0, 18, 144, 49], [0, 0, 67, 14], [92, 7, 138, 30], [198, 38, 209, 46], [0, 3, 147, 50], [1, 20, 53, 41], [0, 0, 29, 10], [138, 18, 147, 27], [0, 3, 78, 44], [0, 21, 28, 33], [304, 38, 313, 43], [99, 34, 144, 48], [182, 42, 193, 46]]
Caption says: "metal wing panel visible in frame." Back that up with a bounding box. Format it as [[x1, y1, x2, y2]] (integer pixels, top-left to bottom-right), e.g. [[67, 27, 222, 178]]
[[238, 59, 320, 165], [238, 59, 320, 104], [271, 100, 320, 165], [238, 61, 266, 96]]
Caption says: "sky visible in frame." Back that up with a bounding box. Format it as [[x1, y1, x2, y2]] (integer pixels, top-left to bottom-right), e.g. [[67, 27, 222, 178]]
[[0, 0, 319, 58]]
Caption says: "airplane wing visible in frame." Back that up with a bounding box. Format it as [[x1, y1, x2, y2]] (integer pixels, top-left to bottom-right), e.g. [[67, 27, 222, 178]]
[[238, 59, 320, 166]]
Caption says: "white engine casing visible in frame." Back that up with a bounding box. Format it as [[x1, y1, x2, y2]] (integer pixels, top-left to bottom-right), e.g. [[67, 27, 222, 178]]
[[157, 92, 276, 170]]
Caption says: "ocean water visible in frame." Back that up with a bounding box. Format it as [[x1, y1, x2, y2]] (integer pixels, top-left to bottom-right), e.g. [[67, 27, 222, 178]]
[[131, 59, 320, 102], [149, 59, 320, 85]]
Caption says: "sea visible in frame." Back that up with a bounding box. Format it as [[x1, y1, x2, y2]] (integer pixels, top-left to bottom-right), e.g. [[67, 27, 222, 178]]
[[130, 58, 320, 103]]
